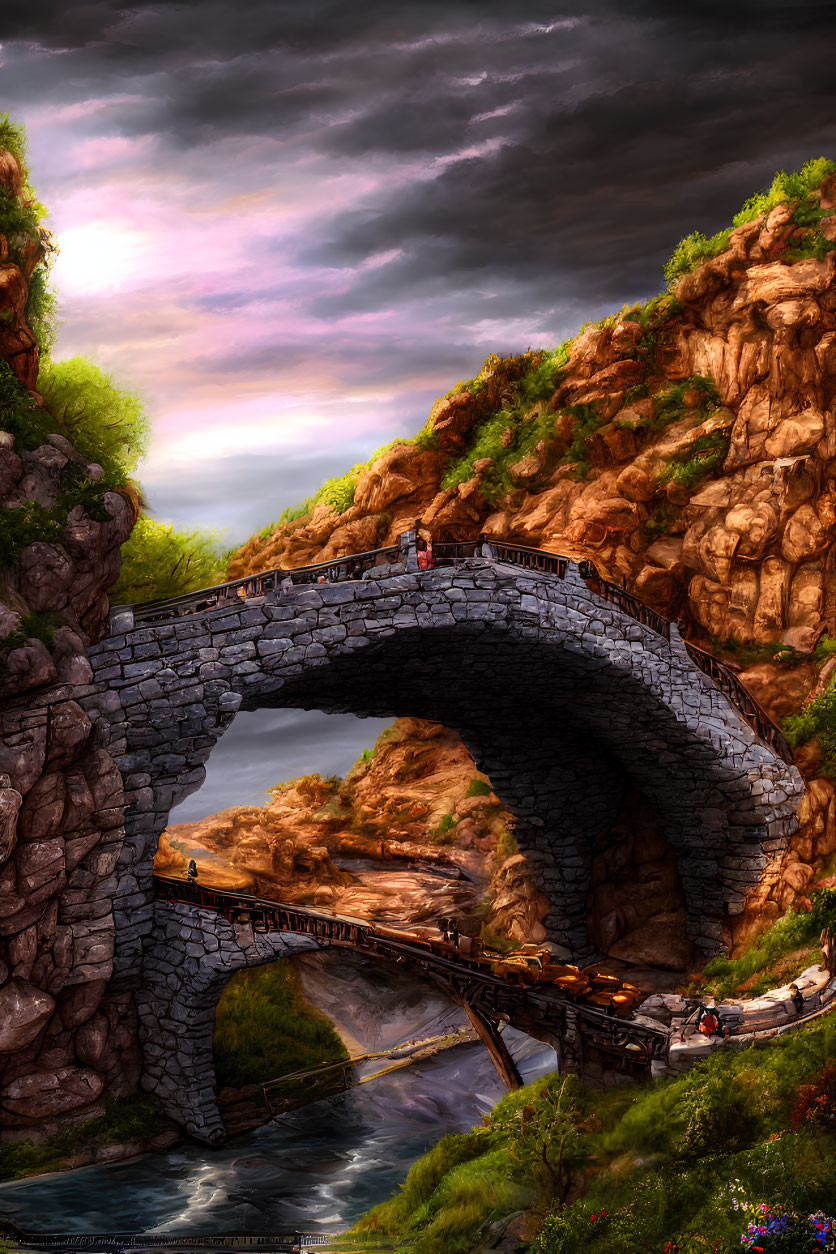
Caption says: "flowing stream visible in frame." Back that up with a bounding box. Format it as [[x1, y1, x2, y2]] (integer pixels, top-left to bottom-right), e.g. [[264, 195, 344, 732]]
[[0, 1031, 556, 1236]]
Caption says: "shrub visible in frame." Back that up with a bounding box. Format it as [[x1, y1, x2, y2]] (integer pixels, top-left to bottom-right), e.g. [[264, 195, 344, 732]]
[[37, 356, 149, 477], [733, 158, 836, 229], [19, 611, 64, 651], [644, 502, 680, 540], [650, 375, 721, 429], [791, 1065, 836, 1135], [0, 500, 63, 568], [429, 812, 458, 845], [664, 227, 734, 288], [562, 401, 604, 465], [0, 358, 56, 450], [656, 428, 731, 492], [664, 157, 836, 289], [814, 635, 836, 664], [109, 515, 226, 605], [783, 684, 836, 776]]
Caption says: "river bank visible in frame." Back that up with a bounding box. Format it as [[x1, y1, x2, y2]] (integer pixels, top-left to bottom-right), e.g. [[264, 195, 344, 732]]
[[0, 1029, 557, 1235]]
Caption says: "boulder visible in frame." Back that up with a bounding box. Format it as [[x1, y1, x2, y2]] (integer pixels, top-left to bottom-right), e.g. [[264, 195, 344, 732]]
[[0, 979, 55, 1053], [764, 410, 826, 459], [0, 782, 22, 865], [46, 701, 93, 770], [0, 641, 57, 699], [0, 1065, 104, 1119], [18, 771, 66, 841], [17, 542, 75, 613]]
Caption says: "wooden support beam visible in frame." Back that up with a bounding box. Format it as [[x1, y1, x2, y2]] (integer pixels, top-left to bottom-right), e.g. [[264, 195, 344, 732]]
[[464, 1003, 523, 1090]]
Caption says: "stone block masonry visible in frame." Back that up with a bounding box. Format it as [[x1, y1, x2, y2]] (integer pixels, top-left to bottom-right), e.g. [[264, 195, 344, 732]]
[[82, 556, 803, 1137], [138, 902, 319, 1141]]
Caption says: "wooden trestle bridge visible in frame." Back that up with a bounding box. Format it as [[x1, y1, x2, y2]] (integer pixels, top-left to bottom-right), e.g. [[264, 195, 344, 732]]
[[153, 874, 669, 1085]]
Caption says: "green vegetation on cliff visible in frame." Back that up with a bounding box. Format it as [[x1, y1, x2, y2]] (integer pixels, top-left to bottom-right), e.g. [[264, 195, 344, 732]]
[[688, 890, 836, 1002], [663, 156, 836, 286], [784, 685, 836, 778], [350, 1018, 836, 1254], [37, 357, 149, 477], [233, 156, 833, 565], [212, 961, 348, 1090], [0, 1094, 166, 1181], [0, 112, 57, 353], [109, 515, 227, 605]]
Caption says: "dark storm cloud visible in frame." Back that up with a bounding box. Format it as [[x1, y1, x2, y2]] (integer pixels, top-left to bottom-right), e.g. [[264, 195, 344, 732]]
[[302, 9, 836, 311], [169, 708, 393, 822]]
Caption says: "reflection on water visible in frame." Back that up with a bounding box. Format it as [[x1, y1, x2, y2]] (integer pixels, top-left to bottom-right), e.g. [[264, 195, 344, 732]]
[[0, 1032, 556, 1235]]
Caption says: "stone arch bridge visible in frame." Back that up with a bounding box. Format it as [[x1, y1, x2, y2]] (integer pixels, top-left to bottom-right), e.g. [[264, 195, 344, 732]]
[[78, 534, 803, 1139]]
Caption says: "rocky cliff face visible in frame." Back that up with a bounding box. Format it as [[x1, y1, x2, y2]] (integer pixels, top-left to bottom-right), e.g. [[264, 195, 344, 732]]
[[159, 714, 702, 973], [0, 148, 139, 1142], [158, 717, 550, 945], [228, 168, 836, 956]]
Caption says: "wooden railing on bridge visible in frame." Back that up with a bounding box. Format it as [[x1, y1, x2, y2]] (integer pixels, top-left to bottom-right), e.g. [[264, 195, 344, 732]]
[[110, 535, 794, 763], [153, 874, 670, 1069], [682, 639, 794, 762]]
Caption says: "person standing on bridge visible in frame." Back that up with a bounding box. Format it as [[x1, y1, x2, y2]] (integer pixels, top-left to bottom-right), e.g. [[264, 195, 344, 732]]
[[187, 858, 199, 883]]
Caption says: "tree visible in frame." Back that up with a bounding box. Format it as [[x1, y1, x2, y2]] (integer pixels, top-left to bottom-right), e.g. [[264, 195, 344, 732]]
[[37, 356, 149, 477], [109, 516, 226, 605]]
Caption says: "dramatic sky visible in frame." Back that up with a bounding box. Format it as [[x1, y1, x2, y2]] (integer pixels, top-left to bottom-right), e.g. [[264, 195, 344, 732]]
[[5, 0, 836, 813]]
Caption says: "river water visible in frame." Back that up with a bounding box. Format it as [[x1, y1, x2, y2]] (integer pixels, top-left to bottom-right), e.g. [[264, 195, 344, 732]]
[[0, 1031, 556, 1236]]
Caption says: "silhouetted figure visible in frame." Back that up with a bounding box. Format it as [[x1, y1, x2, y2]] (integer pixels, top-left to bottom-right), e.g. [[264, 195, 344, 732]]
[[187, 859, 199, 883]]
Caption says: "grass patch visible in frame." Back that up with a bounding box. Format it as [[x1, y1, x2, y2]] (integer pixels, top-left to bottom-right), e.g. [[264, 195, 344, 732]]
[[649, 375, 721, 430], [428, 813, 459, 845], [0, 500, 63, 568], [0, 1094, 166, 1181], [465, 778, 491, 798], [352, 1017, 836, 1254], [0, 358, 57, 451], [689, 890, 836, 1002], [784, 684, 836, 776], [710, 635, 808, 670], [212, 961, 348, 1090], [656, 427, 732, 492]]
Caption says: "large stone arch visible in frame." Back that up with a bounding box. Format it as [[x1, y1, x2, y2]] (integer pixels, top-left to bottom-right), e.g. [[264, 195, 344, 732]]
[[84, 557, 803, 993]]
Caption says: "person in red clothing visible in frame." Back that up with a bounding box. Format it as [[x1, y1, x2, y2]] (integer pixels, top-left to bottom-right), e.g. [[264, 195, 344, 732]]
[[416, 535, 434, 570], [696, 1002, 723, 1037]]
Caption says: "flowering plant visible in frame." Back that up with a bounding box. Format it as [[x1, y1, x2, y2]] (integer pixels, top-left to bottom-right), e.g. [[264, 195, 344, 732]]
[[738, 1201, 835, 1250]]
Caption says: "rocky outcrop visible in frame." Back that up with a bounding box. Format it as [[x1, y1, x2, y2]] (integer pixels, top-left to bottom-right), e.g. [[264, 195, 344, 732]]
[[227, 170, 836, 953], [0, 149, 39, 390], [159, 716, 549, 944], [0, 149, 139, 1143]]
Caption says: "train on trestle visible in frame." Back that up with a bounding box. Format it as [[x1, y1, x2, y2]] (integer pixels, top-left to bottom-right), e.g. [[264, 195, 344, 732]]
[[153, 874, 645, 1017]]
